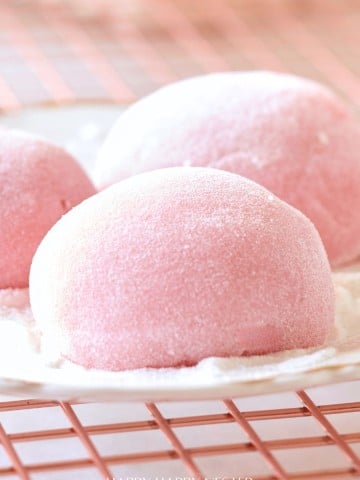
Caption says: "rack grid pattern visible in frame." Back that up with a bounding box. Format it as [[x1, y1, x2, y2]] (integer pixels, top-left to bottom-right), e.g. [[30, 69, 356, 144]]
[[0, 0, 360, 479], [0, 392, 360, 479], [0, 0, 359, 111]]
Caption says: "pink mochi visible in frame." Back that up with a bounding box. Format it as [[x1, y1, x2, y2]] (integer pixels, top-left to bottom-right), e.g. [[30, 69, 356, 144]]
[[95, 71, 360, 267], [0, 130, 96, 289], [30, 167, 334, 371]]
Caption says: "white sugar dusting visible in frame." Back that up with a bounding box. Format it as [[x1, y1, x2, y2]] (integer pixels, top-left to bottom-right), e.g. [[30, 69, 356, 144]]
[[317, 131, 329, 145]]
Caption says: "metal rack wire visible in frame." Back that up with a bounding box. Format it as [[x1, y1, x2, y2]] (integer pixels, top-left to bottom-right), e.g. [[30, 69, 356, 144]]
[[0, 0, 360, 478], [0, 0, 359, 110], [0, 389, 360, 479]]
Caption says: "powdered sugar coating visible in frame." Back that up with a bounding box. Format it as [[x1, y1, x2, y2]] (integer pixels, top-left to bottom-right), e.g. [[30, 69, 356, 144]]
[[0, 288, 29, 309], [30, 167, 334, 371], [0, 130, 96, 288], [95, 71, 360, 266]]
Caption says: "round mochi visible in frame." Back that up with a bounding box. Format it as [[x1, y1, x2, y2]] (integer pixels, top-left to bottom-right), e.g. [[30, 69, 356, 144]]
[[30, 167, 334, 371], [96, 71, 360, 267], [0, 130, 96, 289]]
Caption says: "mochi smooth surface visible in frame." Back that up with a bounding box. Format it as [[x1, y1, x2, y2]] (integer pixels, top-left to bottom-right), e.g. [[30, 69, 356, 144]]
[[0, 130, 96, 289], [30, 167, 334, 371], [95, 71, 360, 267]]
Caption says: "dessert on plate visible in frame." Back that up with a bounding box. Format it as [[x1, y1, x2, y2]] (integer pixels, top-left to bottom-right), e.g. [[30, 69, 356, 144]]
[[95, 71, 360, 267], [0, 129, 96, 289], [29, 167, 334, 371]]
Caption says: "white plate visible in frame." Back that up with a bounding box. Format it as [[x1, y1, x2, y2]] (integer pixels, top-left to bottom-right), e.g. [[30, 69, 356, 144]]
[[1, 104, 360, 402]]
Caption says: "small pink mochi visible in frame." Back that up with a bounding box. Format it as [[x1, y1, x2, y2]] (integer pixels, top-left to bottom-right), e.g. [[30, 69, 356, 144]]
[[95, 71, 360, 267], [0, 130, 96, 289], [30, 167, 334, 371]]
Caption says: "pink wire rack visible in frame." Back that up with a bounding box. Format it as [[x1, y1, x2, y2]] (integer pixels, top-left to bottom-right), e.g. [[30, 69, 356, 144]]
[[0, 1, 360, 478], [0, 391, 360, 479], [1, 0, 359, 110]]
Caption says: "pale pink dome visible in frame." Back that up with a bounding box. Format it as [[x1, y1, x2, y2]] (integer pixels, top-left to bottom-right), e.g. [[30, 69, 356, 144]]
[[30, 167, 334, 371], [95, 71, 360, 266], [0, 130, 96, 289]]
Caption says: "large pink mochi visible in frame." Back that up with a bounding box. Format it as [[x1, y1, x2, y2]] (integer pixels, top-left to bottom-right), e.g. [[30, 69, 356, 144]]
[[30, 167, 334, 371], [0, 130, 96, 289], [95, 71, 360, 267]]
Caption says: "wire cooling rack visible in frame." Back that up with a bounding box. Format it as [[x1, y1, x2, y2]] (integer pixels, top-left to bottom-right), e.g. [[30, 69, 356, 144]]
[[0, 0, 360, 479], [0, 386, 360, 480], [0, 0, 359, 111]]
